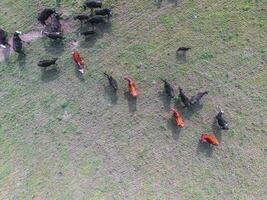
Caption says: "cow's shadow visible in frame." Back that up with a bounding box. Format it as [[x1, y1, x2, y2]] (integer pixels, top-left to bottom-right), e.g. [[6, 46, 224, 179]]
[[154, 0, 179, 8], [75, 69, 85, 82], [41, 67, 60, 82], [1, 46, 11, 61], [176, 52, 187, 63], [124, 92, 137, 113], [174, 98, 203, 120], [43, 39, 65, 57], [196, 141, 214, 157], [158, 91, 172, 111], [167, 117, 181, 141], [79, 21, 112, 48], [18, 52, 26, 67], [104, 85, 118, 104], [212, 118, 222, 142]]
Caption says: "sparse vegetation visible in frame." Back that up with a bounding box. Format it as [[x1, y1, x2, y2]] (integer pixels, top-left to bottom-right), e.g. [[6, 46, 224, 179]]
[[0, 0, 266, 199]]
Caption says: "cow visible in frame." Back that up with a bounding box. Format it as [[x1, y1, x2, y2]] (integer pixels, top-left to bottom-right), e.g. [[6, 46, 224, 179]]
[[83, 0, 102, 12], [86, 15, 105, 28], [80, 30, 95, 37], [216, 107, 229, 130], [95, 8, 112, 17], [37, 58, 58, 68], [74, 14, 90, 23], [42, 31, 64, 40], [0, 28, 10, 48], [50, 13, 61, 32], [104, 72, 118, 91], [200, 134, 219, 146], [177, 47, 191, 52], [160, 79, 175, 98], [171, 108, 185, 128], [178, 87, 191, 107], [37, 8, 55, 25], [124, 77, 138, 97], [12, 31, 23, 53], [72, 51, 85, 74], [190, 91, 208, 105]]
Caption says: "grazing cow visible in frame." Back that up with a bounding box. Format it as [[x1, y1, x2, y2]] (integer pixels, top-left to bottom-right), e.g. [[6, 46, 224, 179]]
[[42, 31, 64, 40], [38, 58, 58, 68], [160, 79, 174, 98], [177, 47, 191, 52], [80, 30, 95, 36], [171, 108, 185, 128], [200, 134, 219, 146], [179, 87, 191, 107], [74, 14, 90, 23], [86, 15, 105, 28], [72, 51, 85, 74], [0, 28, 9, 48], [124, 77, 138, 97], [50, 13, 61, 32], [190, 91, 208, 105], [83, 0, 102, 11], [12, 31, 23, 53], [95, 8, 112, 17], [104, 72, 118, 91], [38, 8, 55, 25], [216, 107, 229, 130]]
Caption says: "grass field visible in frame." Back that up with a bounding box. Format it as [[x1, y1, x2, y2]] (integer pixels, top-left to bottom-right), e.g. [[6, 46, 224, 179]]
[[0, 0, 267, 199]]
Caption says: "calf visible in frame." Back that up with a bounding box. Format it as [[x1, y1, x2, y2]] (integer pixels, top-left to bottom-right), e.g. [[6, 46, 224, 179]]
[[178, 87, 191, 107], [190, 91, 208, 105], [216, 107, 229, 130], [95, 8, 112, 17], [38, 58, 58, 68], [83, 0, 102, 11], [124, 77, 138, 97], [86, 15, 105, 27], [104, 72, 118, 91], [74, 14, 90, 23], [160, 79, 174, 98], [200, 134, 219, 146], [171, 108, 185, 128], [38, 8, 55, 25], [42, 31, 64, 40], [12, 31, 23, 53], [72, 51, 85, 74], [0, 28, 9, 48]]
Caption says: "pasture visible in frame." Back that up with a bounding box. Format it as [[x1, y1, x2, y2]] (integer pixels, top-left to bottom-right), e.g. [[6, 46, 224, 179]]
[[0, 0, 266, 199]]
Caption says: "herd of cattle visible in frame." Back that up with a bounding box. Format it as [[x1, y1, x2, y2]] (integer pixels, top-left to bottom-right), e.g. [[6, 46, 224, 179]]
[[0, 0, 229, 147]]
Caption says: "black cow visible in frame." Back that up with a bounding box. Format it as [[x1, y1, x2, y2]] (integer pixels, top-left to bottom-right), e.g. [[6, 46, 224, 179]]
[[74, 14, 90, 23], [177, 47, 191, 52], [216, 107, 229, 130], [95, 8, 112, 17], [160, 79, 174, 98], [38, 8, 55, 25], [12, 31, 23, 53], [0, 28, 9, 48], [86, 15, 105, 27], [104, 72, 118, 91], [179, 87, 191, 107], [42, 31, 64, 40], [83, 0, 102, 12], [190, 91, 208, 105], [50, 13, 61, 32], [38, 58, 58, 68], [81, 30, 95, 36]]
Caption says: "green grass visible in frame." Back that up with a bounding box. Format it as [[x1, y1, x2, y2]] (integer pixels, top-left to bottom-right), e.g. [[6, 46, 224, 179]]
[[0, 0, 266, 199]]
